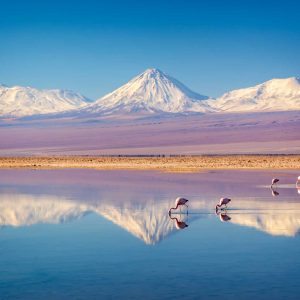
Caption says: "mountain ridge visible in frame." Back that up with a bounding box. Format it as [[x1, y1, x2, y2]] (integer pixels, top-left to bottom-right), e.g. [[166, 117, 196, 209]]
[[0, 70, 299, 118], [209, 77, 300, 112], [0, 85, 91, 117]]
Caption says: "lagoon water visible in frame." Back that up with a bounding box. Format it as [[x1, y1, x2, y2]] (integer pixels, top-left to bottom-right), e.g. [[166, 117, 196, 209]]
[[0, 169, 300, 299]]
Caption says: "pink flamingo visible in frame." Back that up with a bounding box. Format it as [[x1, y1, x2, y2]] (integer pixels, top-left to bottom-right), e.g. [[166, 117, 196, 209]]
[[271, 178, 279, 187], [215, 211, 231, 222], [168, 197, 189, 215], [169, 215, 189, 229], [296, 176, 300, 187], [215, 197, 231, 211]]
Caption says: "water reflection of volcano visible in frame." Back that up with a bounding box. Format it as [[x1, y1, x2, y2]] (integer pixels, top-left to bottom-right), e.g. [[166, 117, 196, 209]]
[[1, 193, 300, 243], [0, 194, 206, 244]]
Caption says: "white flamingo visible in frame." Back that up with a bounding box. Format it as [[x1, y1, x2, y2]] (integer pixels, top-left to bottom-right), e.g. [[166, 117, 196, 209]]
[[169, 197, 189, 215], [271, 178, 279, 187], [215, 197, 231, 211]]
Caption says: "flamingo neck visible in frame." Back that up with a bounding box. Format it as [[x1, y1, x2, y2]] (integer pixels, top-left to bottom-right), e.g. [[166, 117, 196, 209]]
[[169, 207, 177, 215], [169, 203, 179, 212]]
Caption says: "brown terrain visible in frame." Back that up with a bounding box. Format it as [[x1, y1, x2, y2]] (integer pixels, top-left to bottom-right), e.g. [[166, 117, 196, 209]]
[[0, 155, 299, 172]]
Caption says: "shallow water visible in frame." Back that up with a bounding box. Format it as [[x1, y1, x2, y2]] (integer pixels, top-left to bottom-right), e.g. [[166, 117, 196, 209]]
[[0, 169, 299, 299]]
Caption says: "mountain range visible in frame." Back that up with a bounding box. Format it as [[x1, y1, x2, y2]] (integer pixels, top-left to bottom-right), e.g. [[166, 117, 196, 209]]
[[0, 84, 90, 117], [207, 76, 300, 112], [0, 69, 299, 118]]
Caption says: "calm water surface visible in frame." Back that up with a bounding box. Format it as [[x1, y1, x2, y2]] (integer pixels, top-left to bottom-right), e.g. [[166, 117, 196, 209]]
[[0, 169, 299, 300]]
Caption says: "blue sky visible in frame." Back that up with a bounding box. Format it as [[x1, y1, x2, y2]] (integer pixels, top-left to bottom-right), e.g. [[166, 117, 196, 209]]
[[0, 0, 299, 99]]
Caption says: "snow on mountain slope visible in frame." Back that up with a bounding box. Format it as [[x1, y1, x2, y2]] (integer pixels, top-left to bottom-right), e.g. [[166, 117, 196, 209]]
[[81, 68, 214, 115], [0, 84, 90, 117], [1, 74, 300, 119], [209, 77, 300, 112]]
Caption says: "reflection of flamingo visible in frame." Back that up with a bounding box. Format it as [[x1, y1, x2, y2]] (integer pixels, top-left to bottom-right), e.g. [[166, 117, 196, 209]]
[[169, 215, 189, 229], [271, 178, 279, 187], [271, 186, 279, 196], [215, 211, 231, 222], [296, 176, 300, 187], [168, 197, 189, 215], [215, 198, 231, 211]]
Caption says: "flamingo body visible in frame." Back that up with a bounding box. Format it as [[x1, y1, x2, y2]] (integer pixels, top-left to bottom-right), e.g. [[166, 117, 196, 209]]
[[296, 176, 300, 186], [175, 197, 189, 206], [215, 197, 231, 211], [271, 178, 279, 187], [169, 197, 189, 215]]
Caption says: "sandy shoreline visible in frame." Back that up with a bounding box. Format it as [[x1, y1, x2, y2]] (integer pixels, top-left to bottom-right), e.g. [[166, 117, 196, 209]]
[[0, 155, 299, 172]]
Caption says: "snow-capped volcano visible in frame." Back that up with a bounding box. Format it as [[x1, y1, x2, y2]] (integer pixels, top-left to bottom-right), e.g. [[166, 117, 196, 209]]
[[209, 77, 300, 112], [1, 73, 299, 119], [81, 68, 214, 115], [0, 84, 90, 117]]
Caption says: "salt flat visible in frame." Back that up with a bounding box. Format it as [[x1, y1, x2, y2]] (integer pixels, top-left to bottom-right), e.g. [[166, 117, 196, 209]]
[[0, 110, 299, 155]]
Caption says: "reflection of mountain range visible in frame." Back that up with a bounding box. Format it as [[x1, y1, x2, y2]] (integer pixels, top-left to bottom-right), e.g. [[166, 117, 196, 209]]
[[0, 193, 300, 243], [227, 200, 300, 237], [0, 194, 90, 226], [96, 201, 204, 244], [96, 202, 175, 245], [0, 194, 203, 244]]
